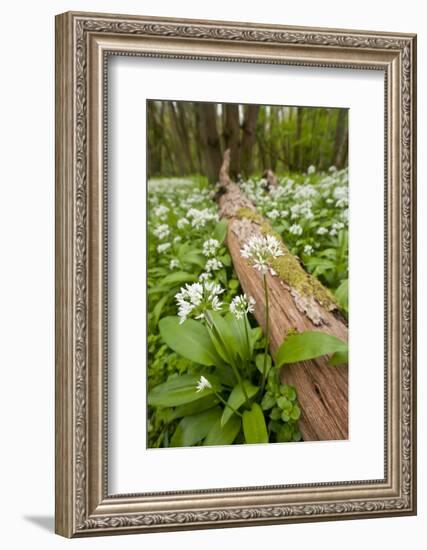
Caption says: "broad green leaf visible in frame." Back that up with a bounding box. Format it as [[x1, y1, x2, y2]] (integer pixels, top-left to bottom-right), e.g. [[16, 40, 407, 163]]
[[172, 394, 220, 419], [213, 218, 228, 243], [170, 407, 222, 447], [214, 364, 236, 387], [204, 414, 241, 446], [182, 251, 206, 269], [221, 381, 259, 427], [275, 331, 348, 367], [242, 403, 268, 444], [152, 291, 172, 326], [328, 349, 349, 366], [206, 310, 238, 365], [255, 353, 272, 376], [335, 279, 348, 312], [148, 374, 219, 408], [161, 271, 198, 286], [225, 312, 251, 362], [159, 316, 224, 367]]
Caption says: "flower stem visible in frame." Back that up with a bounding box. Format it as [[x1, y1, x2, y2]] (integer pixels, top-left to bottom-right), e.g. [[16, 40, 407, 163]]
[[261, 273, 270, 394], [214, 392, 243, 417]]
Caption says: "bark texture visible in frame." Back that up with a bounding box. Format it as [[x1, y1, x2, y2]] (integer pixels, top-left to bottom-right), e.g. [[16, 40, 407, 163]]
[[218, 150, 348, 441]]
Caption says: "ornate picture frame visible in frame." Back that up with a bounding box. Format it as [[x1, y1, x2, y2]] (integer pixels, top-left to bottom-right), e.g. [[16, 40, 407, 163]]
[[55, 11, 417, 537]]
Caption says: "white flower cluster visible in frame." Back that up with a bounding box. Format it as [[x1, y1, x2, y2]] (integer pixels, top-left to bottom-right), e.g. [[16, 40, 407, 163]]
[[169, 259, 180, 269], [154, 204, 169, 220], [205, 258, 223, 273], [229, 294, 256, 320], [177, 217, 189, 229], [303, 244, 314, 256], [202, 238, 220, 257], [289, 224, 303, 236], [187, 208, 219, 229], [241, 234, 284, 275], [153, 223, 170, 240], [157, 243, 171, 254], [307, 165, 316, 175], [317, 227, 328, 235], [267, 209, 280, 220], [196, 375, 212, 393], [290, 200, 314, 220], [175, 281, 224, 324]]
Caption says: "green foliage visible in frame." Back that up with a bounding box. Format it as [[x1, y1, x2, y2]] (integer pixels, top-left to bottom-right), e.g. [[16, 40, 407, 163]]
[[147, 172, 348, 448], [242, 404, 269, 444], [159, 316, 224, 368], [221, 381, 259, 427], [276, 331, 348, 367], [148, 374, 220, 408]]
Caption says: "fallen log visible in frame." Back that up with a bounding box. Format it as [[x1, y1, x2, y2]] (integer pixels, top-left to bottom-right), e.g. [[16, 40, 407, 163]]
[[217, 150, 348, 441]]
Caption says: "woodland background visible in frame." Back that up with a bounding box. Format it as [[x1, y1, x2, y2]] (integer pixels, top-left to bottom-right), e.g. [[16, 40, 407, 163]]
[[147, 101, 348, 181]]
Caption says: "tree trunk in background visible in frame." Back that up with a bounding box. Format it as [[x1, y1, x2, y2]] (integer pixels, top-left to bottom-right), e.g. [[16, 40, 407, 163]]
[[240, 105, 260, 177], [198, 103, 223, 184], [217, 151, 348, 441], [169, 102, 195, 175], [268, 106, 278, 172], [294, 107, 305, 171], [333, 109, 348, 168], [223, 104, 241, 178]]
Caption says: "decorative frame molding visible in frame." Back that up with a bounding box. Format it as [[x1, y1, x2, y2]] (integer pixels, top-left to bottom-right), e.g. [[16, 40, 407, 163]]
[[55, 11, 417, 537]]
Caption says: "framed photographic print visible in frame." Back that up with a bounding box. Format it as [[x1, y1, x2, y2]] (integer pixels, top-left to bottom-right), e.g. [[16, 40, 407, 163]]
[[55, 11, 417, 537]]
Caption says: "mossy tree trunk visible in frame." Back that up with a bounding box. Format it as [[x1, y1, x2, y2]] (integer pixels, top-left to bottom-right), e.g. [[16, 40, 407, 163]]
[[217, 150, 348, 441]]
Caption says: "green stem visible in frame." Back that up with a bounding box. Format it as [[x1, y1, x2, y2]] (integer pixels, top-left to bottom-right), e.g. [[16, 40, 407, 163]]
[[205, 311, 251, 408], [261, 273, 270, 394], [214, 391, 243, 417]]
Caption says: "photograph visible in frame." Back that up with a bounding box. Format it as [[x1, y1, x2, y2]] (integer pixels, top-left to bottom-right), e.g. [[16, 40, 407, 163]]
[[147, 100, 349, 448]]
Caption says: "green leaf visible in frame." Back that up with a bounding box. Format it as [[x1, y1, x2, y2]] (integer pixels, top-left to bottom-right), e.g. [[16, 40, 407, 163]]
[[242, 403, 268, 444], [152, 291, 172, 326], [221, 381, 259, 427], [172, 394, 220, 419], [204, 414, 241, 446], [255, 353, 272, 376], [280, 385, 296, 401], [170, 407, 222, 447], [225, 312, 251, 362], [159, 316, 224, 367], [261, 392, 276, 410], [206, 311, 238, 365], [335, 279, 348, 312], [275, 331, 348, 367], [290, 404, 301, 420], [182, 251, 206, 269], [148, 374, 219, 408], [213, 218, 228, 243], [328, 349, 349, 366], [161, 271, 198, 286]]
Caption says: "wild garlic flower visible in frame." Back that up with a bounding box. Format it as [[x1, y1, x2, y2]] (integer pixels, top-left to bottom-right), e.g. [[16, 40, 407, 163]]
[[154, 204, 169, 220], [307, 165, 316, 175], [317, 227, 328, 235], [196, 375, 212, 393], [175, 281, 224, 324], [177, 217, 189, 229], [202, 238, 220, 257], [157, 242, 171, 254], [241, 234, 284, 275], [205, 258, 223, 273], [169, 259, 180, 270], [289, 224, 303, 236], [199, 272, 211, 282], [304, 244, 314, 256], [267, 209, 280, 220], [187, 208, 218, 229], [229, 294, 256, 320], [153, 224, 170, 240]]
